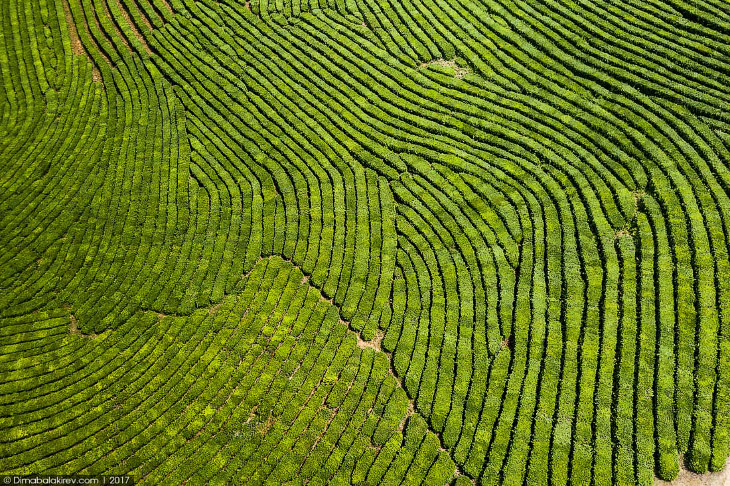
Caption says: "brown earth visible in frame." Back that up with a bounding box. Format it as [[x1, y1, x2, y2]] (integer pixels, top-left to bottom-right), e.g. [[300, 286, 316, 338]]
[[656, 458, 730, 486]]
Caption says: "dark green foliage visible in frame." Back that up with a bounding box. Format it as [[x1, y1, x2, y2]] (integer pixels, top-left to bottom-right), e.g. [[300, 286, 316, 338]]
[[2, 0, 730, 484]]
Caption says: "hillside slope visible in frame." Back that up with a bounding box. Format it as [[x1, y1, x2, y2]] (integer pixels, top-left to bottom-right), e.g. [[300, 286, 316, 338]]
[[2, 0, 730, 484]]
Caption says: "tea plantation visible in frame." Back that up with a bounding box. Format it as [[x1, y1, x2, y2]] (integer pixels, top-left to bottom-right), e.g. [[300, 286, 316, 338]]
[[2, 0, 730, 484]]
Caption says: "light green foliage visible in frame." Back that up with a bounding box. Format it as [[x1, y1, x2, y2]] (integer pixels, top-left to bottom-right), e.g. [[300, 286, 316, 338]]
[[2, 0, 730, 484]]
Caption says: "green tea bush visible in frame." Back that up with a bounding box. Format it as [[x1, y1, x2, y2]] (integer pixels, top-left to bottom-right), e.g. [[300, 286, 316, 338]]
[[3, 0, 730, 483]]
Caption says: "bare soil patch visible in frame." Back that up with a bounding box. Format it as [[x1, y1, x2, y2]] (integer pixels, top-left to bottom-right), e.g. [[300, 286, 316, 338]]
[[68, 313, 100, 338], [356, 329, 384, 352], [656, 458, 730, 486], [62, 0, 85, 56], [419, 59, 470, 78], [115, 0, 152, 54]]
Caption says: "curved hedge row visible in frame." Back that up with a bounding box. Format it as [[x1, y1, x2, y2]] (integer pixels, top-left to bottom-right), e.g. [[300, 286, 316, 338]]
[[2, 0, 730, 483]]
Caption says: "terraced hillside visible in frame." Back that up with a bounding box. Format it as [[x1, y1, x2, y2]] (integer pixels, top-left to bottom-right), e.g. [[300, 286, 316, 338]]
[[1, 0, 730, 484]]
